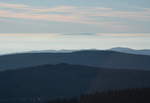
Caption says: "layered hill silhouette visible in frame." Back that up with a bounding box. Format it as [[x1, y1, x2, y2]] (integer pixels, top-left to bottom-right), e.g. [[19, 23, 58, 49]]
[[0, 63, 150, 102], [111, 47, 150, 56], [0, 50, 150, 70]]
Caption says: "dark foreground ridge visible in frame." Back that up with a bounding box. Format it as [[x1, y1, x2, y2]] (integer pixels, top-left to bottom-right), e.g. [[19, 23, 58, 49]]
[[48, 88, 150, 103], [0, 63, 150, 102], [1, 88, 150, 103]]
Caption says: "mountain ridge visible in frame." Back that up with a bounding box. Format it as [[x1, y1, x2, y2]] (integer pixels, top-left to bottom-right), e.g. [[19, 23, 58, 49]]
[[110, 47, 150, 56], [0, 50, 150, 70]]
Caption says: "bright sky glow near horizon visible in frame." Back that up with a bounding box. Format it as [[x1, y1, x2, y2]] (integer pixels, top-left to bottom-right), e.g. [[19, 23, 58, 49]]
[[0, 0, 150, 54], [0, 33, 150, 54]]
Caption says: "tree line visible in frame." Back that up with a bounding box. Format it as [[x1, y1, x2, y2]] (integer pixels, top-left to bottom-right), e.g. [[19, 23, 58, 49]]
[[48, 88, 150, 103]]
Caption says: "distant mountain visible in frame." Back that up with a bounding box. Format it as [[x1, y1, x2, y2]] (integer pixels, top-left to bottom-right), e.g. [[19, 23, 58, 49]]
[[0, 64, 150, 101], [0, 50, 150, 70], [111, 47, 150, 56]]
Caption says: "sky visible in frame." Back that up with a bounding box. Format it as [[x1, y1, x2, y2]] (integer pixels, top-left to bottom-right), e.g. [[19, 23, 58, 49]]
[[0, 0, 150, 53]]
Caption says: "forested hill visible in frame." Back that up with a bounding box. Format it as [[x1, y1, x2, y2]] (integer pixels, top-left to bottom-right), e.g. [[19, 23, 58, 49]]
[[0, 63, 150, 101], [48, 88, 150, 103]]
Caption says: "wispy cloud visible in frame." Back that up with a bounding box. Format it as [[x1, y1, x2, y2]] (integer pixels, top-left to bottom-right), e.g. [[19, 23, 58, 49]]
[[0, 3, 117, 26], [0, 2, 150, 31], [0, 10, 80, 23], [90, 8, 150, 21], [0, 2, 28, 9], [96, 33, 150, 37], [30, 6, 77, 13]]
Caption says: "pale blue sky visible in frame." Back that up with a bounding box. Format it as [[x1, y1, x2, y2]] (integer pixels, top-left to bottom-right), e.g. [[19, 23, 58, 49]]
[[0, 0, 150, 53], [0, 33, 150, 54], [0, 0, 150, 33]]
